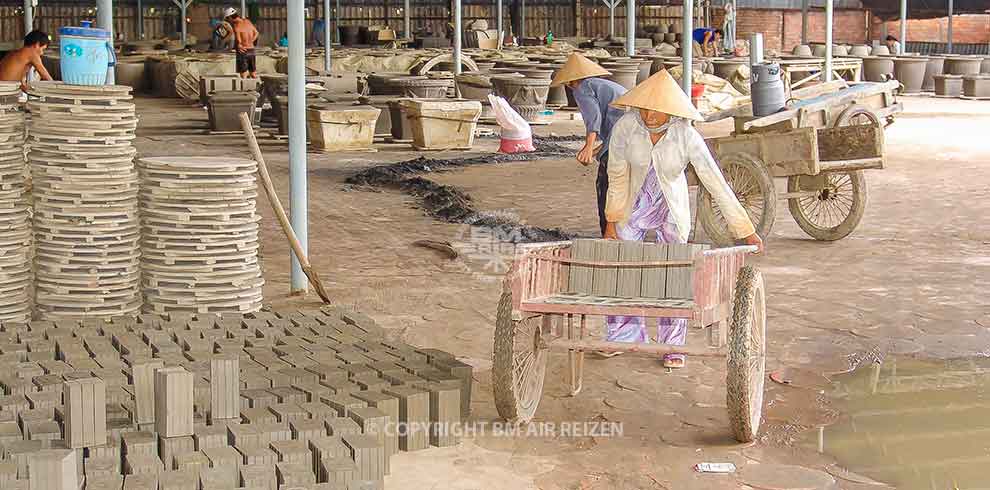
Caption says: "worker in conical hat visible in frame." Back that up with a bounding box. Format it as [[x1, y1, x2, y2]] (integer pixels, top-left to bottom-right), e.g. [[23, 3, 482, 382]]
[[551, 53, 627, 237], [602, 70, 763, 368]]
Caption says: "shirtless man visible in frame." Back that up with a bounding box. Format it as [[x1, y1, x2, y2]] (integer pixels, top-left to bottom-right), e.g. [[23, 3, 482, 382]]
[[224, 7, 259, 79], [0, 31, 53, 91]]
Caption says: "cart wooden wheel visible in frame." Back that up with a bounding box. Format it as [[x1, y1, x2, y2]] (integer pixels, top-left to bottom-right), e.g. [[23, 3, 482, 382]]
[[787, 105, 873, 241], [492, 289, 550, 423], [698, 152, 776, 247], [726, 265, 767, 443]]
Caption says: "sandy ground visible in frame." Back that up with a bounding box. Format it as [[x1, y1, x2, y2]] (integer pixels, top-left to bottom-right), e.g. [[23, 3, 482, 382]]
[[133, 95, 990, 489]]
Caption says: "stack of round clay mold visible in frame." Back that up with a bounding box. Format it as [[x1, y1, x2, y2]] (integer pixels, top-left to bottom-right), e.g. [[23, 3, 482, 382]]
[[27, 81, 141, 319], [0, 82, 31, 323], [138, 156, 264, 315]]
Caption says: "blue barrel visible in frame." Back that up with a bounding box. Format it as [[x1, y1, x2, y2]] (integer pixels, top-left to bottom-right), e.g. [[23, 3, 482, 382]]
[[59, 22, 116, 86]]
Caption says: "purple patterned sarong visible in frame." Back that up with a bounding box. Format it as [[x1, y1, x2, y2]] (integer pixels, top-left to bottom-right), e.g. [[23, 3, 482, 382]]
[[606, 167, 689, 346]]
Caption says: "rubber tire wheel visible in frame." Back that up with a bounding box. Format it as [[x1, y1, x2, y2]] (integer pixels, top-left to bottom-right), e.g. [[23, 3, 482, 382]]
[[492, 290, 549, 423], [787, 104, 876, 241], [726, 265, 767, 443], [787, 170, 868, 241], [697, 152, 776, 247]]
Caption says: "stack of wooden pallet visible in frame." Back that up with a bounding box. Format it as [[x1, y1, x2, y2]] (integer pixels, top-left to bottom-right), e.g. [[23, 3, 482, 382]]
[[137, 156, 264, 315], [0, 82, 30, 324], [26, 82, 141, 320], [0, 306, 471, 490]]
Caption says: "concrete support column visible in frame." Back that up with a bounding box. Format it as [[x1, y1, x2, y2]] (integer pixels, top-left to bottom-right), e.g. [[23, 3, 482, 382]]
[[605, 0, 617, 39], [324, 0, 332, 72], [287, 0, 309, 294], [825, 0, 833, 82], [521, 0, 526, 39], [681, 0, 693, 95], [801, 0, 809, 45], [97, 0, 115, 83], [899, 0, 907, 55], [172, 0, 190, 47], [750, 32, 763, 65], [137, 0, 144, 39], [241, 0, 247, 20], [454, 0, 462, 74], [626, 0, 634, 56], [497, 0, 503, 43], [405, 0, 411, 39], [23, 0, 32, 36], [336, 0, 342, 44], [946, 0, 953, 54]]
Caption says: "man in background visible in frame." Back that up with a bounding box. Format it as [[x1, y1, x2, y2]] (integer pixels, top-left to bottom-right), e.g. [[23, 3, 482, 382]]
[[0, 30, 53, 92], [224, 7, 259, 78], [692, 27, 723, 56], [210, 16, 235, 51]]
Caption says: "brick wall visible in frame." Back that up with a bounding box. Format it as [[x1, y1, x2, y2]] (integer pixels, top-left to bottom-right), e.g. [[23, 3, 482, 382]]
[[871, 14, 990, 44], [714, 8, 870, 53]]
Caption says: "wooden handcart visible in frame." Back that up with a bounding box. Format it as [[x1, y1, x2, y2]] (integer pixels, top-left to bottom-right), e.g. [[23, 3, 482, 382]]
[[695, 80, 903, 245], [492, 239, 766, 443]]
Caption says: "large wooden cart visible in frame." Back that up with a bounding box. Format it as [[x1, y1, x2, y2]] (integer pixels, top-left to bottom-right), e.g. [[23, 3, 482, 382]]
[[695, 80, 902, 244], [492, 239, 766, 442]]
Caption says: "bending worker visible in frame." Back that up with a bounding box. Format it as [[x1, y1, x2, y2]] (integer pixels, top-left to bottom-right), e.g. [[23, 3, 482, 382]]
[[692, 27, 723, 57], [550, 53, 627, 237], [604, 70, 763, 368]]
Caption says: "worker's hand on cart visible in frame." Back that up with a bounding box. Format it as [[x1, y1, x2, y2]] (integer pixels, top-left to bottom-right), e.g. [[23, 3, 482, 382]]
[[603, 222, 619, 240], [739, 233, 764, 254], [576, 144, 596, 166]]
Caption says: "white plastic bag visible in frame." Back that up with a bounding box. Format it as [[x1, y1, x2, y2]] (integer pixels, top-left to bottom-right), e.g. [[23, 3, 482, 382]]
[[488, 94, 532, 141]]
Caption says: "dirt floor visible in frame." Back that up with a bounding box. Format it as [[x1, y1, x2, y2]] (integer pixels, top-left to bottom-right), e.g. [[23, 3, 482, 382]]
[[133, 94, 990, 489]]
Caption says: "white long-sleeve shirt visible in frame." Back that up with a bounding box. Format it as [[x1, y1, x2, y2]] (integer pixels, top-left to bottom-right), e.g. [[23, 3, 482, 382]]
[[605, 111, 756, 242]]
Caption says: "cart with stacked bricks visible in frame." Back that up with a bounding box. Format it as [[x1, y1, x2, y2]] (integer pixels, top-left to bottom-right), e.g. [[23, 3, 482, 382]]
[[492, 239, 766, 443]]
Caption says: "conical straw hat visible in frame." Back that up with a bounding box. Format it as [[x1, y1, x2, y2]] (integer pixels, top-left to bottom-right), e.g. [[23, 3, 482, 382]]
[[610, 69, 704, 121], [550, 53, 612, 87]]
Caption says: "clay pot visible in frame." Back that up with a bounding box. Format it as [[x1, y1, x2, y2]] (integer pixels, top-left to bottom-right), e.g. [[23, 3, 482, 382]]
[[849, 45, 872, 57], [542, 64, 569, 106], [811, 44, 827, 57], [792, 45, 813, 56], [934, 75, 963, 97], [367, 72, 413, 95], [475, 62, 496, 72], [490, 76, 550, 106], [892, 57, 929, 93], [922, 56, 945, 92], [962, 74, 990, 98], [944, 57, 983, 75], [657, 24, 670, 34], [862, 56, 895, 82], [630, 57, 654, 83], [339, 25, 361, 46], [712, 59, 748, 80], [604, 67, 639, 90], [833, 45, 849, 56], [981, 57, 990, 74], [663, 33, 677, 44], [872, 45, 891, 56]]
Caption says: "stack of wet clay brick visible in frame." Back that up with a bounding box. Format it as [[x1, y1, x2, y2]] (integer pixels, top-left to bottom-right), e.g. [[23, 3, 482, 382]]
[[0, 306, 473, 490]]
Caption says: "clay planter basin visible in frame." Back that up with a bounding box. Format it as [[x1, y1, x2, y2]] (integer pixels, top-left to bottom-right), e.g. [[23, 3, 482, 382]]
[[862, 56, 895, 82], [792, 45, 813, 56], [934, 74, 963, 97], [944, 57, 982, 75], [849, 45, 872, 57], [922, 56, 945, 92], [962, 74, 990, 98], [893, 57, 929, 93], [712, 59, 748, 80]]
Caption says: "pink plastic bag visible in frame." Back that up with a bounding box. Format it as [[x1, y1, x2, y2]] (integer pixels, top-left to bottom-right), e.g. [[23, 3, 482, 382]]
[[499, 137, 536, 153], [489, 94, 535, 154]]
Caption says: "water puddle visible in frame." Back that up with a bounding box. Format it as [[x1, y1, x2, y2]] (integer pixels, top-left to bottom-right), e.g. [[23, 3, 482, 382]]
[[814, 357, 990, 489]]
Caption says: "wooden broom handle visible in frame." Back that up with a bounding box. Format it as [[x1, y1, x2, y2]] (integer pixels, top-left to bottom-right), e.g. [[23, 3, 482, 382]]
[[238, 112, 333, 304]]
